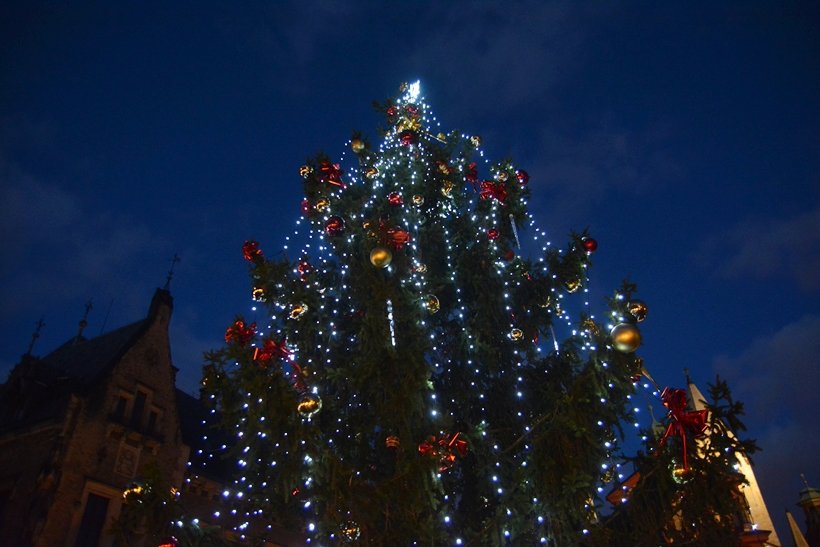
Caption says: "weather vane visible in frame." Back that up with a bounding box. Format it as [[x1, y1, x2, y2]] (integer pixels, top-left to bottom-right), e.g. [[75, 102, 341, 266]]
[[164, 253, 181, 290], [75, 299, 93, 343]]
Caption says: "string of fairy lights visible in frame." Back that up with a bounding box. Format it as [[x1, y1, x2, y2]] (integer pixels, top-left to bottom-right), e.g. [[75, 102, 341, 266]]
[[191, 81, 670, 544]]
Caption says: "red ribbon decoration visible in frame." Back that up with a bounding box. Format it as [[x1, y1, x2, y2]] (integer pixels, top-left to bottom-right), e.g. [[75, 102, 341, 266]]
[[479, 181, 507, 204], [297, 259, 312, 281], [290, 362, 308, 393], [418, 432, 469, 472], [465, 162, 478, 184], [225, 320, 256, 346], [253, 338, 290, 366], [658, 387, 709, 471], [319, 161, 345, 189], [242, 240, 263, 262]]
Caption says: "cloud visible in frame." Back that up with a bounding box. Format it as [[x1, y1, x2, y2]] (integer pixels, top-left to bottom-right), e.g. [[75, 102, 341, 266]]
[[697, 207, 820, 292]]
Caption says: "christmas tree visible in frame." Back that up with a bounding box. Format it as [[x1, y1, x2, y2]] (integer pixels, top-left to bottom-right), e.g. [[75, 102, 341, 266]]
[[201, 82, 754, 545]]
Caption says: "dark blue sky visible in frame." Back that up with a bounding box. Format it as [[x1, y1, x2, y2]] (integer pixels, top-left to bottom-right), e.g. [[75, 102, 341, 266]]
[[1, 2, 818, 540]]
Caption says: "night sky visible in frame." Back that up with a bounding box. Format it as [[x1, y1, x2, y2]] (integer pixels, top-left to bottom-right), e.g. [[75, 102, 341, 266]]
[[1, 2, 818, 540]]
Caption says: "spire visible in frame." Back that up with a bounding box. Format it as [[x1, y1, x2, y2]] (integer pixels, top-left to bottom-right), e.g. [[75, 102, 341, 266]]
[[786, 510, 810, 547], [74, 300, 93, 344], [164, 253, 181, 291], [26, 318, 45, 356], [684, 371, 708, 412]]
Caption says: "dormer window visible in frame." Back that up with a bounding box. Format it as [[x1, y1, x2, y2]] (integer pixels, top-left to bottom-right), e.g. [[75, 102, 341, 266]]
[[130, 390, 147, 429], [113, 396, 128, 421]]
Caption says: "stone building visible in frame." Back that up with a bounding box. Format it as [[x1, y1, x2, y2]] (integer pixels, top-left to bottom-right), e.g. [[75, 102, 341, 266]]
[[0, 289, 187, 546]]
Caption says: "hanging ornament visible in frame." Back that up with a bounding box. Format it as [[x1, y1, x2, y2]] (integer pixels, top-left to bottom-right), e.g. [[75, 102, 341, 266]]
[[404, 103, 418, 116], [487, 228, 500, 240], [538, 294, 552, 308], [242, 240, 263, 262], [418, 432, 469, 472], [315, 198, 330, 213], [672, 463, 695, 484], [464, 162, 478, 185], [365, 166, 379, 179], [339, 521, 361, 543], [516, 169, 530, 185], [563, 278, 582, 293], [412, 194, 425, 206], [441, 180, 455, 198], [319, 161, 345, 188], [495, 170, 509, 183], [436, 161, 451, 175], [610, 323, 641, 352], [582, 237, 598, 253], [289, 303, 309, 320], [299, 164, 313, 178], [297, 393, 322, 418], [399, 130, 416, 146], [470, 135, 482, 147], [412, 262, 427, 273], [369, 246, 393, 268], [253, 339, 290, 366], [423, 294, 440, 314], [659, 387, 709, 472], [385, 227, 411, 249], [397, 116, 421, 132], [225, 320, 256, 345], [627, 300, 648, 322], [297, 259, 312, 280], [385, 435, 401, 450], [509, 328, 524, 341], [351, 138, 365, 153], [436, 132, 447, 142], [325, 216, 345, 236], [386, 105, 397, 117], [252, 287, 266, 302], [388, 192, 404, 206], [158, 536, 178, 547]]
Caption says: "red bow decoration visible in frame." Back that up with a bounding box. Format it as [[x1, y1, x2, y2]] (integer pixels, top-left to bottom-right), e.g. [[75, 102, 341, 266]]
[[479, 181, 507, 203], [289, 362, 308, 393], [242, 240, 263, 262], [319, 161, 345, 189], [658, 387, 709, 471], [464, 162, 478, 184], [225, 320, 256, 346], [253, 338, 291, 366], [374, 220, 411, 250], [418, 432, 469, 472]]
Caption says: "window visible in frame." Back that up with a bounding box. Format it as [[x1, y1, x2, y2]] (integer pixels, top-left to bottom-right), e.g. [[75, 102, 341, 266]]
[[113, 396, 128, 420], [74, 493, 110, 546], [131, 390, 147, 429], [147, 410, 158, 433]]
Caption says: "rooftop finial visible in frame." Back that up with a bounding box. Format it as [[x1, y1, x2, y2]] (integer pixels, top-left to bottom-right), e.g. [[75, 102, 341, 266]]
[[164, 253, 181, 290], [801, 473, 810, 488], [26, 317, 45, 356], [684, 367, 691, 384], [75, 300, 93, 343]]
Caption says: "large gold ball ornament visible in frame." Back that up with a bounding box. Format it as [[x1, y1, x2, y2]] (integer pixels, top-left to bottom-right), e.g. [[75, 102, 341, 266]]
[[412, 194, 425, 206], [297, 393, 322, 418], [424, 294, 440, 314], [339, 520, 361, 542], [563, 278, 582, 293], [369, 246, 393, 268], [627, 300, 648, 322], [610, 323, 642, 353], [441, 180, 455, 198], [315, 198, 330, 212], [290, 303, 309, 320], [299, 165, 313, 178], [509, 328, 524, 341], [351, 138, 365, 153]]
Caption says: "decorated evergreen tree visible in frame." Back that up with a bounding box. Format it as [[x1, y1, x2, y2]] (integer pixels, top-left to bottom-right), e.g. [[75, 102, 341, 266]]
[[201, 82, 754, 545]]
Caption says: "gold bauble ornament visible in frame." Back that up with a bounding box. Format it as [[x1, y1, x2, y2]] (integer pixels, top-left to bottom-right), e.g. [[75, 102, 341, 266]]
[[252, 287, 266, 302], [470, 135, 482, 147], [436, 132, 447, 142], [563, 278, 582, 293], [441, 180, 455, 198], [495, 171, 509, 183], [385, 435, 401, 449], [369, 246, 393, 268], [315, 198, 330, 212], [365, 166, 379, 179], [610, 323, 641, 353], [351, 138, 365, 153], [509, 328, 524, 341], [671, 464, 694, 485], [627, 300, 648, 322], [299, 164, 313, 178], [424, 294, 440, 314], [413, 262, 427, 273], [290, 303, 309, 320], [339, 520, 361, 543], [412, 194, 425, 206], [297, 393, 322, 418]]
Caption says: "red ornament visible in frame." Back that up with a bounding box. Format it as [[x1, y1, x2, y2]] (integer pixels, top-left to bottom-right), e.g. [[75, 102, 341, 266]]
[[253, 338, 291, 366], [418, 432, 469, 472], [297, 259, 312, 280], [479, 181, 507, 203], [386, 105, 397, 117], [386, 227, 411, 249], [388, 192, 404, 206], [516, 169, 530, 185], [658, 387, 709, 471], [487, 228, 500, 240], [242, 240, 263, 262], [319, 161, 345, 188], [503, 249, 515, 261], [399, 130, 416, 146], [325, 216, 345, 236], [405, 104, 418, 116], [158, 537, 178, 547], [301, 199, 311, 215], [464, 162, 478, 184], [225, 320, 256, 346], [582, 237, 598, 252]]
